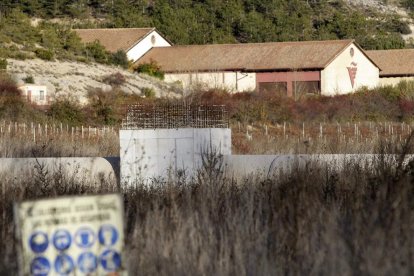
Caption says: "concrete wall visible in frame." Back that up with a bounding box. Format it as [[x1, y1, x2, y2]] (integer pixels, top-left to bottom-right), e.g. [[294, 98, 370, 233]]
[[378, 76, 414, 86], [224, 154, 414, 181], [127, 30, 171, 62], [120, 128, 231, 185], [321, 43, 379, 95], [0, 157, 118, 185], [164, 71, 256, 92]]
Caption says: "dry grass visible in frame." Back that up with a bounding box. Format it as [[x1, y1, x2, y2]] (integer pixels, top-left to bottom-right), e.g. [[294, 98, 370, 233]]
[[1, 146, 414, 275], [0, 128, 119, 157]]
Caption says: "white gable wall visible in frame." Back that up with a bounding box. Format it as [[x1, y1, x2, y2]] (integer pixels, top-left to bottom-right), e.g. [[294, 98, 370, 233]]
[[127, 30, 171, 62], [321, 44, 379, 96], [164, 71, 256, 92]]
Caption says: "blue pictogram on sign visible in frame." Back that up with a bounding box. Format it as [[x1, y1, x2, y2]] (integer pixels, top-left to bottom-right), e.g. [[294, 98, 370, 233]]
[[75, 227, 95, 248], [78, 252, 98, 273], [53, 229, 71, 251], [100, 249, 122, 272], [54, 254, 74, 275], [30, 256, 50, 276], [98, 225, 119, 246], [29, 231, 49, 253]]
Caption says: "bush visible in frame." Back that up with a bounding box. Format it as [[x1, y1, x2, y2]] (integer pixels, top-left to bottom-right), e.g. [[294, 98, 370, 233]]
[[85, 41, 109, 64], [110, 50, 129, 69], [0, 73, 27, 120], [0, 59, 7, 70], [23, 75, 34, 84], [102, 72, 126, 87], [47, 98, 84, 125], [134, 59, 165, 80], [142, 87, 156, 98], [35, 48, 54, 61]]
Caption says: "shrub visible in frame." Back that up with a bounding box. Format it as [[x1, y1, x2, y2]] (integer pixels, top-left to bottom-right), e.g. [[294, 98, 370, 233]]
[[142, 87, 156, 98], [0, 59, 7, 70], [85, 41, 109, 64], [0, 73, 27, 120], [47, 97, 84, 125], [23, 75, 34, 84], [35, 48, 54, 61], [102, 72, 126, 87], [86, 88, 119, 125], [110, 50, 129, 69], [134, 59, 165, 80]]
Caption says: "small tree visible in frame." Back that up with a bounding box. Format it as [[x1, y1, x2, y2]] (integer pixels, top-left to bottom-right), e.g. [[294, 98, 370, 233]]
[[85, 41, 109, 64], [110, 50, 129, 69]]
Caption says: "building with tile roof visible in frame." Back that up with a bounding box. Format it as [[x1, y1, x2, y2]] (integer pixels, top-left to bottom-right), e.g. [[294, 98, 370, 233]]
[[137, 39, 380, 96], [74, 28, 172, 62], [367, 49, 414, 86]]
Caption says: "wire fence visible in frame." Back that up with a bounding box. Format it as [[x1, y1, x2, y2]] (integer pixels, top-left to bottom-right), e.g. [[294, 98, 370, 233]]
[[122, 104, 229, 129]]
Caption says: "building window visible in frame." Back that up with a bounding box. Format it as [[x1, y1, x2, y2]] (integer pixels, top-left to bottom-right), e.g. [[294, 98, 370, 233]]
[[39, 90, 45, 101], [258, 82, 287, 95], [293, 81, 320, 96]]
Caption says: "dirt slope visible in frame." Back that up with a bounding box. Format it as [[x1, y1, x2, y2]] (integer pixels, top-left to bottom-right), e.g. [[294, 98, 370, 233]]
[[7, 58, 182, 104]]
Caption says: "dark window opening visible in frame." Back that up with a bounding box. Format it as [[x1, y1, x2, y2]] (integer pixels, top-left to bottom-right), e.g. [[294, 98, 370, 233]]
[[293, 81, 320, 95], [258, 82, 287, 95]]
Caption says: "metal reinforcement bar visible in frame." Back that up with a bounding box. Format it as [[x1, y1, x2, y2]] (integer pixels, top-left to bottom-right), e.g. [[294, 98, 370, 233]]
[[122, 103, 229, 129]]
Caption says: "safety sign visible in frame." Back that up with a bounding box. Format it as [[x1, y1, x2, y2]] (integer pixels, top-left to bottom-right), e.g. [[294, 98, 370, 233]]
[[14, 193, 126, 275]]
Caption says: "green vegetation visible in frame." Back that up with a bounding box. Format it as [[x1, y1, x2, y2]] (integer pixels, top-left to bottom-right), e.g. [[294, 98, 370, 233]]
[[35, 48, 54, 61], [142, 87, 156, 98], [0, 10, 131, 66], [0, 59, 7, 70], [134, 60, 165, 80], [23, 75, 34, 84], [0, 0, 410, 50]]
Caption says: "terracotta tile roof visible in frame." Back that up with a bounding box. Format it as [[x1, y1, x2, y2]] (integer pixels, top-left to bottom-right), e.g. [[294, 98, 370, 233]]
[[74, 28, 155, 53], [366, 49, 414, 77], [136, 39, 357, 72]]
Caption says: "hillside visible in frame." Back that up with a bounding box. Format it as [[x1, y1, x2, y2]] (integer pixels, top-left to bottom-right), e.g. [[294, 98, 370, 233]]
[[7, 59, 180, 104], [0, 0, 412, 49]]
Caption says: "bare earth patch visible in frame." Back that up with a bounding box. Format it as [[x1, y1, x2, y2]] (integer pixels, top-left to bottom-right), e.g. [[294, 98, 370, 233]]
[[7, 58, 181, 104]]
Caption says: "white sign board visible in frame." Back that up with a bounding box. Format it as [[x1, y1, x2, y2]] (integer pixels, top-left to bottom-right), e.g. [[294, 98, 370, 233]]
[[14, 194, 126, 276]]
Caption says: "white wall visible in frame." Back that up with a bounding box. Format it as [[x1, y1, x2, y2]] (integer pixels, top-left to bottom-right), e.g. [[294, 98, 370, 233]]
[[120, 128, 231, 186], [127, 30, 171, 62], [19, 85, 48, 105], [321, 44, 379, 95], [378, 76, 414, 86], [0, 157, 117, 185], [164, 71, 256, 92]]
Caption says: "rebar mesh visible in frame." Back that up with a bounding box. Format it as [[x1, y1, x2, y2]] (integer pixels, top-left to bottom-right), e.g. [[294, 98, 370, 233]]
[[122, 104, 229, 129]]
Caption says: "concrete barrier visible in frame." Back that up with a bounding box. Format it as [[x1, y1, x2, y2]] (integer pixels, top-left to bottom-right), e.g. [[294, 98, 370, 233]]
[[224, 154, 414, 180], [120, 128, 231, 185], [0, 157, 119, 185]]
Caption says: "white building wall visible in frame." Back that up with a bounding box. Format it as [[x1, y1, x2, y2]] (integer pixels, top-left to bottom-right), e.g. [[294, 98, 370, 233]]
[[378, 76, 414, 86], [321, 44, 379, 96], [126, 30, 171, 62], [120, 128, 231, 186], [19, 85, 48, 105], [164, 71, 256, 92]]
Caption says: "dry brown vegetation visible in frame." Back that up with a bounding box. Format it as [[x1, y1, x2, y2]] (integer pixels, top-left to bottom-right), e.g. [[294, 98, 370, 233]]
[[1, 146, 414, 275]]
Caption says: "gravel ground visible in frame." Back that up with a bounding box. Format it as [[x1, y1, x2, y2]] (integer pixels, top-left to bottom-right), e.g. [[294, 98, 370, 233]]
[[7, 58, 182, 104]]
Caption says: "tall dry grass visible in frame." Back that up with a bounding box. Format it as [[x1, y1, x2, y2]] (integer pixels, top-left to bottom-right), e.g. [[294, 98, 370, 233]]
[[1, 148, 414, 275]]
